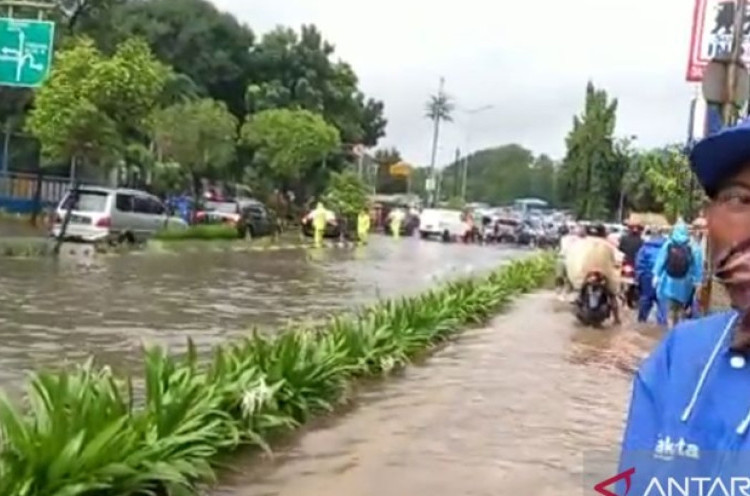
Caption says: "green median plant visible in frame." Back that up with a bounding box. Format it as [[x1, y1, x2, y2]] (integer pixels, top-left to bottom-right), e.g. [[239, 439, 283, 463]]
[[0, 253, 554, 496], [0, 239, 51, 258], [154, 224, 239, 241]]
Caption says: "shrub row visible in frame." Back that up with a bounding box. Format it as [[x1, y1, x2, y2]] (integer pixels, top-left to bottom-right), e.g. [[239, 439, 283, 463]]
[[0, 239, 51, 258], [0, 254, 554, 496], [154, 224, 240, 241]]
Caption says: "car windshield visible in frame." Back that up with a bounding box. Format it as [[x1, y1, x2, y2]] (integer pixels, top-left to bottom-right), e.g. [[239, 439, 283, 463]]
[[61, 190, 108, 212]]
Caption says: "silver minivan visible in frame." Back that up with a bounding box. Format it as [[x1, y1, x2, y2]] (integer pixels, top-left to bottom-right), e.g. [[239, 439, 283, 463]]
[[51, 186, 186, 243]]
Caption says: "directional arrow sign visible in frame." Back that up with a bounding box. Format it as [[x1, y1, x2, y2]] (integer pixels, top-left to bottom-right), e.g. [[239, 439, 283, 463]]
[[0, 17, 55, 88]]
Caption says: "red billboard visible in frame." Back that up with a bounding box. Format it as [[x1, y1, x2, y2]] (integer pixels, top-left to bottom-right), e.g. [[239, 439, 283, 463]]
[[686, 0, 750, 81]]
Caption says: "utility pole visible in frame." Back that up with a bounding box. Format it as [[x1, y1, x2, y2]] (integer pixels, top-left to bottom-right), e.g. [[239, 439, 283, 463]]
[[723, 0, 747, 126], [461, 153, 469, 202], [700, 0, 748, 314], [427, 77, 445, 207], [453, 147, 460, 198]]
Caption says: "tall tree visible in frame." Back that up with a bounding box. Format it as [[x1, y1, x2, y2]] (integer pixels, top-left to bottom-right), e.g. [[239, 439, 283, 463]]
[[558, 82, 619, 220], [27, 37, 168, 172], [150, 98, 238, 194], [112, 0, 255, 117], [440, 144, 537, 205], [425, 79, 453, 204], [632, 145, 704, 222], [245, 25, 386, 148], [324, 170, 370, 220], [529, 154, 556, 203], [240, 108, 340, 201]]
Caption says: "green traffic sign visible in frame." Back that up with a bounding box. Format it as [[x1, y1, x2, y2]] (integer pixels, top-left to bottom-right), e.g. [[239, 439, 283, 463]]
[[0, 17, 54, 88]]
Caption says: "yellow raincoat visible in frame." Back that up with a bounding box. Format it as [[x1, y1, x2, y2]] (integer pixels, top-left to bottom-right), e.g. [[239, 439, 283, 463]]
[[357, 211, 371, 244], [311, 202, 328, 248], [389, 209, 405, 239]]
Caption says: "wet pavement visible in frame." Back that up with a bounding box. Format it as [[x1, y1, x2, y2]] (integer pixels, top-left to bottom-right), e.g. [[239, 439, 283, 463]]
[[0, 236, 526, 392], [212, 293, 658, 496]]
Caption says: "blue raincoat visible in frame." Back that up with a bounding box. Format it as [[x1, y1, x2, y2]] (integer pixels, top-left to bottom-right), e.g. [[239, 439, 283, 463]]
[[653, 223, 703, 306], [617, 311, 750, 494], [635, 236, 667, 325]]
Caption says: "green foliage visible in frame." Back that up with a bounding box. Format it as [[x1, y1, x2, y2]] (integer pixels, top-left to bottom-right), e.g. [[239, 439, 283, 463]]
[[323, 171, 370, 216], [638, 146, 703, 222], [241, 108, 340, 185], [0, 255, 553, 495], [154, 224, 239, 241], [446, 196, 465, 209], [150, 99, 239, 190], [425, 85, 454, 199], [425, 90, 454, 122], [246, 25, 386, 146], [4, 1, 387, 193], [26, 37, 168, 166], [558, 82, 620, 219], [0, 238, 51, 258], [111, 0, 255, 117], [440, 144, 557, 205]]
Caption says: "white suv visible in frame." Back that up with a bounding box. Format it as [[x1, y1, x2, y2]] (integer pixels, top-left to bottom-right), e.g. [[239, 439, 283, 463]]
[[52, 186, 186, 243]]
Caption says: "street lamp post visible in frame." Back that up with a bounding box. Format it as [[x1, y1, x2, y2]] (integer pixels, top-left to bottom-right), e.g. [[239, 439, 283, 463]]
[[460, 104, 494, 203]]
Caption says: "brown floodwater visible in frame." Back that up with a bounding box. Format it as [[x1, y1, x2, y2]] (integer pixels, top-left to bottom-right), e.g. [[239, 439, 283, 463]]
[[0, 236, 526, 392], [212, 293, 658, 496], [1, 231, 661, 495]]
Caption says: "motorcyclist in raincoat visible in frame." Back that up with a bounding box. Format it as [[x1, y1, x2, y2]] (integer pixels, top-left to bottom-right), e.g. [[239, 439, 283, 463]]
[[652, 221, 703, 327], [618, 117, 750, 494], [357, 209, 371, 244]]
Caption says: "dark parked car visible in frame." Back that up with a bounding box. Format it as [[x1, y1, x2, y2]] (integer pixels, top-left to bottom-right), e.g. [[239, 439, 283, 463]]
[[195, 199, 279, 239], [236, 200, 280, 239]]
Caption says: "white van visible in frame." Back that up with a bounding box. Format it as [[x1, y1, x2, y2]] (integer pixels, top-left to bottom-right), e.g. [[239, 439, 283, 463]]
[[418, 208, 466, 241], [52, 186, 186, 243]]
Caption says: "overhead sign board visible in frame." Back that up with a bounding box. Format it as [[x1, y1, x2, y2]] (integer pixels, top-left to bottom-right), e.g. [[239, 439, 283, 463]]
[[0, 17, 55, 88], [686, 0, 750, 81]]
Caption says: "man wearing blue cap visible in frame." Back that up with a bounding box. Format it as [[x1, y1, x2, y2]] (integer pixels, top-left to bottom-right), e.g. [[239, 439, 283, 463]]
[[617, 118, 750, 493]]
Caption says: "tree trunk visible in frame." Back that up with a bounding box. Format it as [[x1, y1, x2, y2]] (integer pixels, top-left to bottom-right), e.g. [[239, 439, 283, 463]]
[[30, 163, 43, 227], [428, 116, 442, 207]]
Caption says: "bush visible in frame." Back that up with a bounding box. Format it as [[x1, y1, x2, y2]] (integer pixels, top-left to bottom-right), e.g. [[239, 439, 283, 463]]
[[0, 254, 554, 495], [154, 224, 239, 241]]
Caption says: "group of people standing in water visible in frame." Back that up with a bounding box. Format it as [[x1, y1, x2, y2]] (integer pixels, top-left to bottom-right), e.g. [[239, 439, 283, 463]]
[[305, 201, 408, 248]]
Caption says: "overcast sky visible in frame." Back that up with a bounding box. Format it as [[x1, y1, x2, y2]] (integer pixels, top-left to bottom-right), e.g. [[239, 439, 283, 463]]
[[211, 0, 697, 167]]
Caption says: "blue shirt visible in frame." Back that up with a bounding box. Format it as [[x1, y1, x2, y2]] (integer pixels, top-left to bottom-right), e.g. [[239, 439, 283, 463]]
[[618, 311, 750, 493]]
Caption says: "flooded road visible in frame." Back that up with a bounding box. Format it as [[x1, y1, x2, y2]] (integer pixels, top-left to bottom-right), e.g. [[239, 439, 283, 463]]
[[213, 293, 657, 496], [0, 236, 526, 391]]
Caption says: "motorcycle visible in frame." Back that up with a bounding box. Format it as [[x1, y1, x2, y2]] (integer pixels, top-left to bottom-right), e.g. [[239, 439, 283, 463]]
[[620, 262, 639, 310], [575, 271, 613, 327]]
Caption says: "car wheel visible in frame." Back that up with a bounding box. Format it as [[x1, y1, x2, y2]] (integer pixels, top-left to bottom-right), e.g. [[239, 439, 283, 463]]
[[118, 231, 136, 245]]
